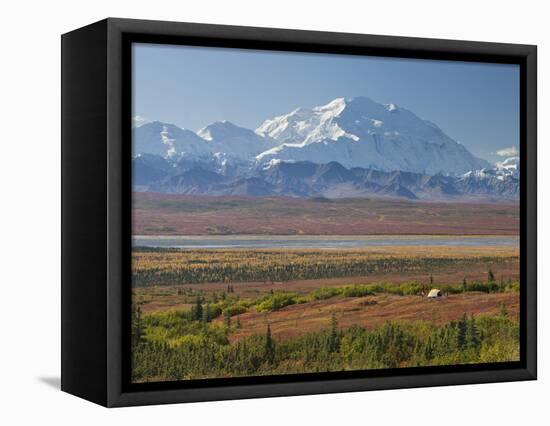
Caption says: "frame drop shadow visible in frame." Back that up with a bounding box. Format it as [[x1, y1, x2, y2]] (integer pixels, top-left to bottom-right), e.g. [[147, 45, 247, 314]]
[[38, 376, 61, 390]]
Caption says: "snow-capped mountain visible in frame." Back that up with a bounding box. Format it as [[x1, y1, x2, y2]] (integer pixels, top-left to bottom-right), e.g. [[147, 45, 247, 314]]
[[131, 96, 518, 201], [133, 97, 490, 175], [256, 98, 356, 145], [452, 156, 519, 200], [134, 120, 277, 165], [496, 156, 519, 179], [255, 97, 490, 175], [197, 120, 277, 160], [133, 121, 211, 158]]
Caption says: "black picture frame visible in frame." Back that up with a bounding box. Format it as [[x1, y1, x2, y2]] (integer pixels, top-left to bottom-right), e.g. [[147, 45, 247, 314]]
[[61, 17, 537, 407]]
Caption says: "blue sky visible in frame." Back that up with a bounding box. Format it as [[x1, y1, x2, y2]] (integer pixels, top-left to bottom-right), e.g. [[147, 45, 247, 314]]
[[132, 43, 520, 162]]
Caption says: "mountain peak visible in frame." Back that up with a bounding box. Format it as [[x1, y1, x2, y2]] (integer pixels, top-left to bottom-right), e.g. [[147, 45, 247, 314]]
[[313, 97, 347, 115], [132, 115, 151, 128], [255, 96, 490, 175], [196, 120, 277, 160], [495, 156, 519, 178], [288, 106, 312, 117], [133, 121, 210, 159], [197, 120, 247, 141], [257, 97, 356, 146], [498, 156, 519, 168]]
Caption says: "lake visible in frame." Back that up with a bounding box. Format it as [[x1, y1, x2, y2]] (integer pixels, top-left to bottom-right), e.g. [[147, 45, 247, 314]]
[[132, 235, 519, 250]]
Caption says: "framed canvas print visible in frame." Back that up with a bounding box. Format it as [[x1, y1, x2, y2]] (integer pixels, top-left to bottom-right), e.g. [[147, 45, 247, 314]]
[[61, 18, 537, 407]]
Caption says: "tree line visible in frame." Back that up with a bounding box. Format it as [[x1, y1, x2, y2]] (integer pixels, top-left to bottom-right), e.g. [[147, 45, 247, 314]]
[[132, 248, 516, 286], [131, 306, 519, 383]]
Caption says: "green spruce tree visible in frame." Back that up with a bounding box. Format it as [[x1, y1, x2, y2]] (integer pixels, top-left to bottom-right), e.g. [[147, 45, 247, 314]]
[[329, 313, 339, 352], [194, 296, 203, 321], [131, 305, 144, 346], [202, 303, 210, 323], [456, 314, 468, 350], [466, 315, 480, 350], [224, 309, 232, 328], [265, 324, 275, 364], [499, 302, 509, 318]]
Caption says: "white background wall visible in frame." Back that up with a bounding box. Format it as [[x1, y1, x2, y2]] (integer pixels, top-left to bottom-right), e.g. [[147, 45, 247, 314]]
[[1, 0, 546, 424]]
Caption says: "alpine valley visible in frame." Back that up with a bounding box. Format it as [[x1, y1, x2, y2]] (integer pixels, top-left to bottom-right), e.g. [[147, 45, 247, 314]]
[[132, 97, 519, 201]]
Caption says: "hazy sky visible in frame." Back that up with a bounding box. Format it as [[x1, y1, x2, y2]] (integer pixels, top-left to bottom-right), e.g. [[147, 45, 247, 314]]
[[132, 43, 520, 162]]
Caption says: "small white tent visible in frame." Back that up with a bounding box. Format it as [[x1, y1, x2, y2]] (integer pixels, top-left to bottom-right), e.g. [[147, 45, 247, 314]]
[[427, 288, 442, 298]]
